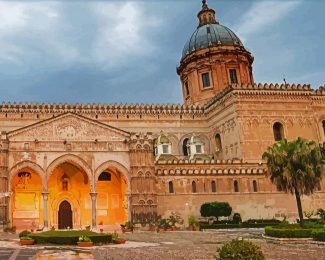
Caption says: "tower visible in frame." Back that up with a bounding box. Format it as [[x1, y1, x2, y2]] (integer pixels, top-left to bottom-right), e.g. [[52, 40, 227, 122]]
[[177, 0, 254, 105]]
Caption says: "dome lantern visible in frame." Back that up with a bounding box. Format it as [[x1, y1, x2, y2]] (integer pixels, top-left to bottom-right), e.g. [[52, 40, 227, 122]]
[[197, 0, 217, 27]]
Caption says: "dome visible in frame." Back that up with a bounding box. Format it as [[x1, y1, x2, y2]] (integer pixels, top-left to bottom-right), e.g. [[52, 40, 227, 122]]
[[156, 134, 170, 145], [189, 135, 204, 144], [182, 23, 244, 60]]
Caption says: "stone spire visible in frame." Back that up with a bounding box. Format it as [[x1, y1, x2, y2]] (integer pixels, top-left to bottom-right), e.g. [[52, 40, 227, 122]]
[[197, 0, 217, 27]]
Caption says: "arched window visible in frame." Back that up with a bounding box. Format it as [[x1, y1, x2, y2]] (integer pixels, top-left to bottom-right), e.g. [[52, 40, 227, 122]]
[[168, 181, 174, 193], [273, 122, 284, 141], [183, 138, 189, 156], [153, 138, 157, 156], [61, 173, 69, 191], [98, 171, 111, 181], [252, 180, 258, 192], [211, 180, 216, 192], [192, 181, 197, 193], [215, 133, 222, 152], [322, 120, 325, 138], [234, 180, 239, 192]]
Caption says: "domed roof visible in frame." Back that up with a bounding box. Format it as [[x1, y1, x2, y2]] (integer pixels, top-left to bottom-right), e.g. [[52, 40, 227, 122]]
[[155, 134, 170, 145], [182, 23, 244, 59]]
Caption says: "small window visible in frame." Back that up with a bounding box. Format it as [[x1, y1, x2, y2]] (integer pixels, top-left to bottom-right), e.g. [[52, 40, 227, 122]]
[[322, 120, 325, 138], [273, 122, 284, 141], [229, 69, 238, 84], [207, 26, 211, 34], [201, 73, 211, 88], [153, 138, 157, 155], [211, 181, 216, 192], [253, 180, 258, 192], [98, 171, 111, 181], [62, 180, 68, 191], [234, 180, 239, 192], [192, 181, 197, 193], [162, 144, 169, 154], [215, 133, 222, 151], [184, 81, 189, 96], [168, 181, 174, 193], [195, 145, 202, 154], [183, 138, 190, 156]]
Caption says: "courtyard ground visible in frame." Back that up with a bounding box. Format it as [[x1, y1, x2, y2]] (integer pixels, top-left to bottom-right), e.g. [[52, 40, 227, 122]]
[[0, 229, 324, 259]]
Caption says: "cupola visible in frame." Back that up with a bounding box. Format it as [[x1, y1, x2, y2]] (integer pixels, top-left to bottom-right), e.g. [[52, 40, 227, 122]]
[[154, 133, 176, 161], [177, 0, 254, 106], [187, 135, 210, 161]]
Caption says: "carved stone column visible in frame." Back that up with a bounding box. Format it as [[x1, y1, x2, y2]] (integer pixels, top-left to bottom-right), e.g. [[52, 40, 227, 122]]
[[90, 192, 97, 230], [42, 192, 49, 229]]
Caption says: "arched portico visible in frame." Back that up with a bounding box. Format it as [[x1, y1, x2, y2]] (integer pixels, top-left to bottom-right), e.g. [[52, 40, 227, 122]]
[[47, 158, 91, 229], [94, 161, 130, 227], [9, 161, 45, 231]]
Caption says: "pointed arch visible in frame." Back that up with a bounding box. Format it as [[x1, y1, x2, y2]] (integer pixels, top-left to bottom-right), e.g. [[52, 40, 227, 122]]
[[46, 154, 92, 188], [9, 160, 46, 190], [94, 160, 130, 193]]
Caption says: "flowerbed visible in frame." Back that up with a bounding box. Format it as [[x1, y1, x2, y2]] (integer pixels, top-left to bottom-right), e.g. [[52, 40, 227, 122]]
[[30, 230, 112, 245]]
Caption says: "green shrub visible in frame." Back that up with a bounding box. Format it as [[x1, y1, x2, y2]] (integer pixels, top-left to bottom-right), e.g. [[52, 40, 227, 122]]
[[30, 230, 112, 245], [19, 230, 32, 238], [264, 226, 313, 238], [20, 236, 33, 240], [316, 208, 325, 221], [217, 239, 265, 260], [312, 230, 325, 241], [232, 213, 242, 224], [200, 202, 232, 221], [200, 223, 241, 229], [188, 214, 199, 227], [243, 219, 281, 225]]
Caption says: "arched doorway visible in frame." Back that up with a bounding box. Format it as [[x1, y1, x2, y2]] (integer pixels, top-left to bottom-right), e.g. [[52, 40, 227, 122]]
[[58, 200, 72, 229], [48, 161, 90, 229]]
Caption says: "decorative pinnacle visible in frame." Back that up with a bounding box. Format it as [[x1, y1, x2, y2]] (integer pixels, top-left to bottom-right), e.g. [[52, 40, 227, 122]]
[[202, 0, 208, 9]]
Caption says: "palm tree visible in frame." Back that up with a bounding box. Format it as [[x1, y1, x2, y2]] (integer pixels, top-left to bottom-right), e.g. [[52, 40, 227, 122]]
[[262, 137, 325, 226]]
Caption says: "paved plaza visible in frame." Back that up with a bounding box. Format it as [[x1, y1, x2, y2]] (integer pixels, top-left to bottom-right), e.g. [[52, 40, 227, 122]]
[[0, 230, 324, 259]]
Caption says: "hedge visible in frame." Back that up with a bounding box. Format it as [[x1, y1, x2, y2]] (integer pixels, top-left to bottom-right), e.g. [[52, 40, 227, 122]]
[[312, 230, 325, 241], [30, 230, 112, 245], [200, 223, 241, 229], [243, 219, 281, 225], [200, 221, 281, 229], [264, 226, 313, 238]]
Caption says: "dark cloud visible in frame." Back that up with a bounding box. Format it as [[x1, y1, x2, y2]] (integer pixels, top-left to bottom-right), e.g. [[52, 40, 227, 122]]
[[0, 0, 324, 104]]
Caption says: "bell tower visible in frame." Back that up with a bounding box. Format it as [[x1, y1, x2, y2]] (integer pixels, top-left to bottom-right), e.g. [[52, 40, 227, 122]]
[[177, 0, 254, 105]]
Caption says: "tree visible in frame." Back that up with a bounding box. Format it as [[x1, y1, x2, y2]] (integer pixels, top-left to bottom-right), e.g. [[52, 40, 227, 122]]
[[200, 202, 232, 221], [262, 137, 325, 226]]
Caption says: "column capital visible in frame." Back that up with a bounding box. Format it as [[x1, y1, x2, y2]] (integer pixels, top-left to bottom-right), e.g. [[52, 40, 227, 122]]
[[89, 192, 97, 200], [42, 192, 49, 200]]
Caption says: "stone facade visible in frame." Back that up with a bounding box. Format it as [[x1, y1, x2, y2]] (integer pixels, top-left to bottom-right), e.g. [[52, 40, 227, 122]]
[[0, 1, 325, 230]]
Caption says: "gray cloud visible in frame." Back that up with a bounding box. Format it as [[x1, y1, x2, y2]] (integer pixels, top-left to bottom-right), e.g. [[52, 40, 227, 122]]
[[0, 0, 324, 104]]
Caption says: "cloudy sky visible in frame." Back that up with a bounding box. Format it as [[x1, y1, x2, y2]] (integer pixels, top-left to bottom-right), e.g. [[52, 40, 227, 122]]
[[0, 0, 324, 104]]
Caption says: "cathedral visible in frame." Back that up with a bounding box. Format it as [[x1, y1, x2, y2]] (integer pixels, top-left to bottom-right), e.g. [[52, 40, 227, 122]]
[[0, 1, 325, 231]]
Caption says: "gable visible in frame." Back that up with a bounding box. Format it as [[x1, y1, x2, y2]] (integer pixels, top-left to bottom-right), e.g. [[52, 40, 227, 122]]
[[7, 113, 129, 142]]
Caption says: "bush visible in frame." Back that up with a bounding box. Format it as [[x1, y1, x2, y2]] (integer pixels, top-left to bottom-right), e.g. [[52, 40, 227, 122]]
[[200, 223, 241, 229], [264, 226, 313, 238], [200, 202, 232, 220], [20, 236, 33, 240], [242, 219, 281, 228], [188, 214, 199, 227], [316, 208, 325, 221], [312, 230, 325, 241], [30, 230, 112, 245], [19, 230, 32, 238], [217, 239, 265, 260], [232, 213, 242, 224]]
